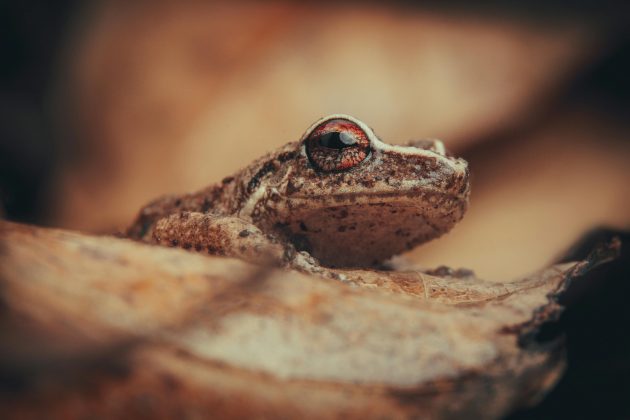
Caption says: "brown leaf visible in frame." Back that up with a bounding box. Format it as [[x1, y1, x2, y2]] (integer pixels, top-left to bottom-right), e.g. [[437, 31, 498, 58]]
[[0, 221, 619, 419]]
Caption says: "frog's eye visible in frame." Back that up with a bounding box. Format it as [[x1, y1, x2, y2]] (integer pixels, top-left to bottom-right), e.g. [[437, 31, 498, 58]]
[[305, 119, 371, 172]]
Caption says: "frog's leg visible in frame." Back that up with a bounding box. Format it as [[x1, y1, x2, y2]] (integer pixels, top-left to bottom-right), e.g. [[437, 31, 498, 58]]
[[151, 211, 290, 266]]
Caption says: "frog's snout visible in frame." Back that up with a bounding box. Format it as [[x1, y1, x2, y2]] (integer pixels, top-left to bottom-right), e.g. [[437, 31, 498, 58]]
[[454, 165, 471, 197]]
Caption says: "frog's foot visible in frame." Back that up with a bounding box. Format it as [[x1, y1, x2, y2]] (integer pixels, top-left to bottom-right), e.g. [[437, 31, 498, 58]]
[[285, 249, 322, 273], [284, 249, 351, 281], [152, 212, 288, 266]]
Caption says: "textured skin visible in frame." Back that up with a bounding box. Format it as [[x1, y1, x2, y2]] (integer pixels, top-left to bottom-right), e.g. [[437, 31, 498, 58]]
[[127, 114, 470, 268]]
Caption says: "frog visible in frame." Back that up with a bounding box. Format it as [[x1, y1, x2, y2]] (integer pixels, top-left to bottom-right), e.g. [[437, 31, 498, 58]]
[[127, 114, 470, 272]]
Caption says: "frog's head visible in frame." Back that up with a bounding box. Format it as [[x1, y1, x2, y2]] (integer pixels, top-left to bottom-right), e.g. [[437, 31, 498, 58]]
[[250, 114, 470, 268]]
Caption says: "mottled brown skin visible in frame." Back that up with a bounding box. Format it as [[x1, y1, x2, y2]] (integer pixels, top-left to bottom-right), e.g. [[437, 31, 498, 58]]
[[127, 114, 470, 269]]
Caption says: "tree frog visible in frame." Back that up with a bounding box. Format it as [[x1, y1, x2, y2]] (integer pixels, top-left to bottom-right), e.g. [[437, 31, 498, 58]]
[[127, 114, 470, 271]]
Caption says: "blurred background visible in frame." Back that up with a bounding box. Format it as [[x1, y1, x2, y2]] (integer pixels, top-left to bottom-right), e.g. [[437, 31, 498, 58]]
[[1, 2, 630, 418], [1, 1, 629, 280]]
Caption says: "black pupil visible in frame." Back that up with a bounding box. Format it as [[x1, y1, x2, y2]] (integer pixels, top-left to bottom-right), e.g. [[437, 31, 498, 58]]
[[318, 131, 356, 149]]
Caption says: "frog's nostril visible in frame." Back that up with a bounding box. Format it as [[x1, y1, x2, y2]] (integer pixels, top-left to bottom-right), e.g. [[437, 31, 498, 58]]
[[406, 139, 446, 155]]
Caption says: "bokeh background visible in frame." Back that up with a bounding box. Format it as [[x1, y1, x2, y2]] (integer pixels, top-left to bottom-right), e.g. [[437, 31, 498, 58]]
[[1, 1, 630, 418], [2, 1, 629, 283]]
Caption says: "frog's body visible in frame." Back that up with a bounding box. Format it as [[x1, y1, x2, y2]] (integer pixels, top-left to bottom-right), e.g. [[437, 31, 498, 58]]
[[127, 114, 470, 269]]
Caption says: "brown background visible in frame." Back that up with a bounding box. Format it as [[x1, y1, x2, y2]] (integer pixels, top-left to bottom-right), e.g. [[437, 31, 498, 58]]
[[1, 1, 629, 418], [6, 1, 627, 281]]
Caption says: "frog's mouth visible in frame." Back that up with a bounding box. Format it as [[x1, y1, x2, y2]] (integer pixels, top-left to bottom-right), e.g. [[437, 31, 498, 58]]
[[286, 151, 470, 207], [285, 185, 468, 208]]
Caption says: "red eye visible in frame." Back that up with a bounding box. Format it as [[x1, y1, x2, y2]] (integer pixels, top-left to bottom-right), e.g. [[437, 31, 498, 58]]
[[305, 119, 371, 172]]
